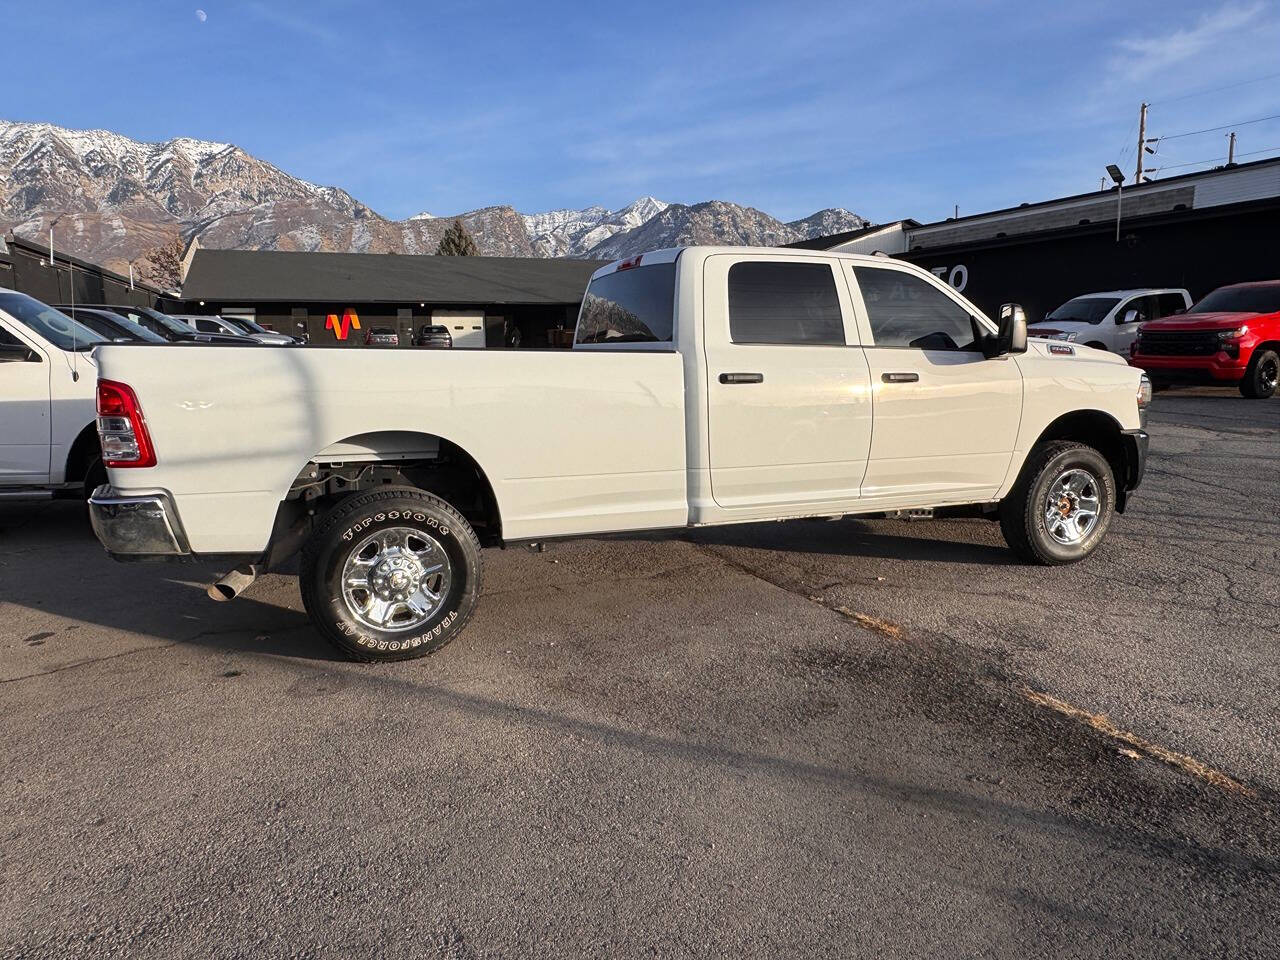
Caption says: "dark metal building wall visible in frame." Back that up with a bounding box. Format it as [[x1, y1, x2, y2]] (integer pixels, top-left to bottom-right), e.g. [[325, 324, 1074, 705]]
[[900, 202, 1280, 322]]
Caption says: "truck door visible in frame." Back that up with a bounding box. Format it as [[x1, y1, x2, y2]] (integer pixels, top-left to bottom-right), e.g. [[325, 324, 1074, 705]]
[[702, 254, 872, 511], [847, 263, 1022, 502], [0, 321, 53, 483]]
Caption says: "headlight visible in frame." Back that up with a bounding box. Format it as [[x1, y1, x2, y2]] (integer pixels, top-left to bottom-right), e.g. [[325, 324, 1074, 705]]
[[1052, 332, 1077, 342], [1217, 326, 1248, 341], [1137, 374, 1152, 409]]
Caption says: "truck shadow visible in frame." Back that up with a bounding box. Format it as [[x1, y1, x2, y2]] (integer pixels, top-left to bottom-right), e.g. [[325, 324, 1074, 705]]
[[684, 516, 1017, 566], [0, 501, 334, 661]]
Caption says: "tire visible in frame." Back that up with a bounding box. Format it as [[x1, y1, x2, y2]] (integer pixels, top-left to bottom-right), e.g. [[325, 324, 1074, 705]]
[[1239, 349, 1278, 399], [1000, 441, 1116, 565], [299, 487, 483, 662], [1085, 342, 1107, 351]]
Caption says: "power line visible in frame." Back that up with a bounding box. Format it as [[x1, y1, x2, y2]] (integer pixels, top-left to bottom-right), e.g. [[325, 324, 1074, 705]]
[[1148, 144, 1280, 173], [1150, 70, 1280, 107], [1153, 113, 1280, 142]]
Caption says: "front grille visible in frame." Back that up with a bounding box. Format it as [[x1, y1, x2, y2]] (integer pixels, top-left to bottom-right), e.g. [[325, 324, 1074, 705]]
[[1136, 330, 1221, 356]]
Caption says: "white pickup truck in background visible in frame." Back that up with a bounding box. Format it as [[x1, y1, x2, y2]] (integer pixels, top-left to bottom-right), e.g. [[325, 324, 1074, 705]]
[[0, 290, 107, 500], [1028, 288, 1192, 353], [87, 247, 1151, 662]]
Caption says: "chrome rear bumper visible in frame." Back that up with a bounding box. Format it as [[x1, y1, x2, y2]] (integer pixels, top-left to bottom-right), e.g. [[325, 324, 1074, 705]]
[[88, 487, 190, 557]]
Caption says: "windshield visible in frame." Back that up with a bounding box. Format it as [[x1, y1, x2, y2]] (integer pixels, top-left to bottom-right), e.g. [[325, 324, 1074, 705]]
[[1188, 286, 1280, 315], [1044, 297, 1119, 325], [105, 312, 167, 342], [575, 262, 676, 345], [117, 308, 193, 335], [225, 316, 267, 333], [0, 292, 106, 351]]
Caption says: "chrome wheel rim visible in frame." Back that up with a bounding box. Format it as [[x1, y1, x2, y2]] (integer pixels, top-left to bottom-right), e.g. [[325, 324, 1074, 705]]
[[1043, 468, 1101, 545], [341, 526, 451, 632]]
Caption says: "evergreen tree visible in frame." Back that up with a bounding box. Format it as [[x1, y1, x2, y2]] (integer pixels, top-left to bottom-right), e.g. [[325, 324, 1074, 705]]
[[435, 218, 479, 256]]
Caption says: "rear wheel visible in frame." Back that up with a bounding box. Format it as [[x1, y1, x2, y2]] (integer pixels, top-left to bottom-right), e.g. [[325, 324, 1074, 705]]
[[299, 487, 483, 662], [1085, 341, 1107, 351], [1239, 349, 1278, 399], [1000, 441, 1115, 565]]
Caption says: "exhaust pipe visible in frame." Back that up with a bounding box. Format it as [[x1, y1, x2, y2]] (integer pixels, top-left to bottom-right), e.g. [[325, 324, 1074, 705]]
[[208, 564, 259, 602]]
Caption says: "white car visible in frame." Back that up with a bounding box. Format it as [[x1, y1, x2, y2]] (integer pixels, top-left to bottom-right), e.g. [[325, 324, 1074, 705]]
[[1029, 288, 1191, 353], [171, 314, 296, 346], [0, 290, 105, 499], [87, 247, 1151, 662]]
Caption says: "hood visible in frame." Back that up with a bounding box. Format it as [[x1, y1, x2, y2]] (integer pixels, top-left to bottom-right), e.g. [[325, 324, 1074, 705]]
[[1140, 311, 1266, 332]]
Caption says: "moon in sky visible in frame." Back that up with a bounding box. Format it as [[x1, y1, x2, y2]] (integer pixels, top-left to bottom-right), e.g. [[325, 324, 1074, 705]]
[[195, 9, 207, 22]]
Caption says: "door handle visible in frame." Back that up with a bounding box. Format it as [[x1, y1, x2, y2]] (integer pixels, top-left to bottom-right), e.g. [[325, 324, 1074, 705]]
[[881, 372, 919, 383], [719, 372, 764, 384]]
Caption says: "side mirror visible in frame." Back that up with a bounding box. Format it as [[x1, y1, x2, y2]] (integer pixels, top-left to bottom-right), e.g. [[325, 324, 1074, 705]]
[[0, 342, 37, 363], [1120, 308, 1140, 324], [983, 304, 1027, 358]]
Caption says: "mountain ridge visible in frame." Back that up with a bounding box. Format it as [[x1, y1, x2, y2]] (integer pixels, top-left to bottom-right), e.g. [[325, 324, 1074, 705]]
[[0, 120, 867, 274]]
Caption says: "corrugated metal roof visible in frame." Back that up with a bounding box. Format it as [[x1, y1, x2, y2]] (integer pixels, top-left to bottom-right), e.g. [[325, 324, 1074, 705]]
[[182, 249, 606, 304]]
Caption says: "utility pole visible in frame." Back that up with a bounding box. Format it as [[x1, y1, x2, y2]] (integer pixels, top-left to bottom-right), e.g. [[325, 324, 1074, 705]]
[[1135, 102, 1148, 183], [1228, 131, 1237, 165]]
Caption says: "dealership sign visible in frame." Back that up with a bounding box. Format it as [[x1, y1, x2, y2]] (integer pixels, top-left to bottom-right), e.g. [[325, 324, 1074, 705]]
[[929, 264, 969, 292], [325, 308, 361, 340]]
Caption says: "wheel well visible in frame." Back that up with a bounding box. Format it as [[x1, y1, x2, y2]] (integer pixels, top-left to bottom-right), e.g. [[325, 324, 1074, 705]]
[[269, 432, 503, 565], [1250, 341, 1280, 361], [1085, 341, 1108, 351], [64, 422, 100, 484], [1032, 410, 1127, 505]]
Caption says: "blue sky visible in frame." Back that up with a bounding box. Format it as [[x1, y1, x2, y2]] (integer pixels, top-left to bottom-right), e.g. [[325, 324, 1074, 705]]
[[7, 0, 1280, 224]]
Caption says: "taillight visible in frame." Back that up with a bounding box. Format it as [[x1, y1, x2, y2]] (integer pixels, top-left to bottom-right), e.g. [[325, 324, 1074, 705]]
[[97, 379, 156, 468]]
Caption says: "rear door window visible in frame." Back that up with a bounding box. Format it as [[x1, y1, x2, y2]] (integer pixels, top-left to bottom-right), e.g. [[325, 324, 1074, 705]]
[[727, 261, 844, 345], [1156, 293, 1187, 317]]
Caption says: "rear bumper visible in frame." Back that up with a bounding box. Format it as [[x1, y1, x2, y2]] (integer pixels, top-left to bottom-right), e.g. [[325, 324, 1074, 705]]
[[88, 487, 191, 559]]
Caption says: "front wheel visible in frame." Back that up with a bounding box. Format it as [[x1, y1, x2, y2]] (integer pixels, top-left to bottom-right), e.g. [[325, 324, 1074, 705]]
[[299, 487, 483, 662], [1000, 441, 1115, 565], [1239, 349, 1278, 399]]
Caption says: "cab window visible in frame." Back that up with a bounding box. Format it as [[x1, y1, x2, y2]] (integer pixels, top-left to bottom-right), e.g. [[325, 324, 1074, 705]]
[[854, 266, 978, 350], [727, 261, 844, 345]]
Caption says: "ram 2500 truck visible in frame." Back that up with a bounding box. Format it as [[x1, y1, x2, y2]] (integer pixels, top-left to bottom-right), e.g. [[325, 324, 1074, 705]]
[[87, 247, 1151, 662]]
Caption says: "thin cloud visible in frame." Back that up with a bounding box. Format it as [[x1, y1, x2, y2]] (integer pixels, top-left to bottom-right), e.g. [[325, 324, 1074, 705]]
[[1112, 2, 1266, 81]]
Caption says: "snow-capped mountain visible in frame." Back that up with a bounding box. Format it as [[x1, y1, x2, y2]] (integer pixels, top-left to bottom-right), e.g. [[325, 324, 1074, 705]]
[[0, 120, 867, 273], [523, 197, 673, 257]]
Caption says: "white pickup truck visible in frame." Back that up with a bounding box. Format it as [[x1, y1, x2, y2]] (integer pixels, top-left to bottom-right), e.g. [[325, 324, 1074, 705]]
[[0, 290, 106, 500], [88, 247, 1151, 662]]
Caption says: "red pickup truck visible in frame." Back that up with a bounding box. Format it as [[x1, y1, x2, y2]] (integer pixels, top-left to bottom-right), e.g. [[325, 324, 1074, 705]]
[[1130, 281, 1280, 399]]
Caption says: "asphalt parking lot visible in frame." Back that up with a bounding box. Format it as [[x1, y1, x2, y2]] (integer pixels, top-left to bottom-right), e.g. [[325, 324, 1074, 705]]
[[1, 389, 1277, 959]]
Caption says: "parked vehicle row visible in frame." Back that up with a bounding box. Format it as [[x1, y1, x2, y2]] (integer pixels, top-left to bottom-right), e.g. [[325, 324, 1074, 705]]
[[1032, 281, 1280, 399]]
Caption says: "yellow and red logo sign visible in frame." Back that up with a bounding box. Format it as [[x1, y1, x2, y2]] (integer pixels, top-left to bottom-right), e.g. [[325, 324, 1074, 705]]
[[325, 308, 361, 340]]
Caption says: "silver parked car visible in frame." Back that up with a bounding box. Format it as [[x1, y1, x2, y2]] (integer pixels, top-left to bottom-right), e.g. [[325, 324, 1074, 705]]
[[171, 314, 298, 346]]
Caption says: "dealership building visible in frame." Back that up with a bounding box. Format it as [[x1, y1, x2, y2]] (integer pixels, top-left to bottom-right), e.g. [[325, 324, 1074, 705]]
[[177, 247, 603, 347], [792, 155, 1280, 322]]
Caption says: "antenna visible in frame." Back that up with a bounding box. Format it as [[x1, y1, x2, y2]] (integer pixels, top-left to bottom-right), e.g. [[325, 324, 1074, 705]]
[[68, 236, 79, 381]]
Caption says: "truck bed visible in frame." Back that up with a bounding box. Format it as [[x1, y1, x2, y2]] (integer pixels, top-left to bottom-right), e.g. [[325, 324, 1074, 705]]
[[94, 344, 688, 553]]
